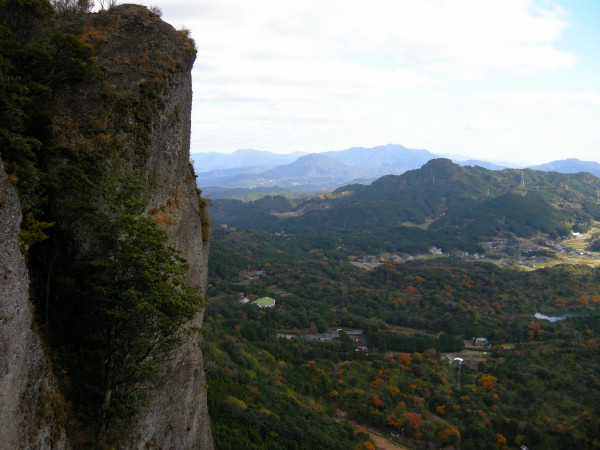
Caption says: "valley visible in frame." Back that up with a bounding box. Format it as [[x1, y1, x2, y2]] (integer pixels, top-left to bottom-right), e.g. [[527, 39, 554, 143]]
[[4, 1, 598, 448], [205, 243, 600, 449], [204, 159, 600, 449]]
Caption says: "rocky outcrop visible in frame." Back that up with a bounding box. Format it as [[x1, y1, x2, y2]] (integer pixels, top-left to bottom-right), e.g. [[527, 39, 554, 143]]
[[1, 5, 212, 449], [81, 6, 213, 448], [0, 161, 66, 449]]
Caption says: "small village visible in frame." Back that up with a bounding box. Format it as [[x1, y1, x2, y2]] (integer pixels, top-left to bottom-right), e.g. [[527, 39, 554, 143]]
[[351, 232, 600, 271]]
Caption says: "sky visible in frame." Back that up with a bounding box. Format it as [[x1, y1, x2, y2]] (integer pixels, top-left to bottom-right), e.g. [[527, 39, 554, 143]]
[[114, 0, 600, 165]]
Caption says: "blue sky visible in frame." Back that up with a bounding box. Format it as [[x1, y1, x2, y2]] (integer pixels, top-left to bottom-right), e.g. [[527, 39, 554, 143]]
[[122, 0, 600, 165]]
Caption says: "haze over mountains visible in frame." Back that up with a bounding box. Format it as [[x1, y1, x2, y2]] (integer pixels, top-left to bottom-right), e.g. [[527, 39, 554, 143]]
[[192, 145, 434, 196], [191, 149, 304, 171], [530, 158, 600, 177], [192, 144, 600, 199]]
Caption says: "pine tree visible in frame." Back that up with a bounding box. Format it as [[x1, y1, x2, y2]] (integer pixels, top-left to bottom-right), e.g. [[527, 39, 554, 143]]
[[62, 171, 205, 428]]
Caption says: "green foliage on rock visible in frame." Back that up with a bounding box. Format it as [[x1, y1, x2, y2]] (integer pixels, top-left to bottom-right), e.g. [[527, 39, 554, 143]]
[[57, 172, 205, 427], [1, 1, 206, 440], [0, 0, 95, 235]]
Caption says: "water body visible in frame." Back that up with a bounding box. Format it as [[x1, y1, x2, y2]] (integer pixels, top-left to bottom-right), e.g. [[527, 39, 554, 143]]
[[534, 311, 596, 322]]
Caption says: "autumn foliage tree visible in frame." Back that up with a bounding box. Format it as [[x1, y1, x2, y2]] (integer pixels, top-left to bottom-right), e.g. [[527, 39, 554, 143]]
[[438, 426, 461, 447], [403, 411, 423, 427], [372, 394, 384, 409]]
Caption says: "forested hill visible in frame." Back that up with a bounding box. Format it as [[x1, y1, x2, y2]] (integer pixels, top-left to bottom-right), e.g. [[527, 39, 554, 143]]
[[210, 158, 600, 240]]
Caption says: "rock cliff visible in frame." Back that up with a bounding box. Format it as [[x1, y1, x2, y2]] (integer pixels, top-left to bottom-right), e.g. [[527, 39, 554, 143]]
[[0, 161, 66, 448], [0, 4, 212, 448]]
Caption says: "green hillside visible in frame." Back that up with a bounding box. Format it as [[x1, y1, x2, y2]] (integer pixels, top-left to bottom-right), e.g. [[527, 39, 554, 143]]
[[429, 193, 570, 239], [210, 159, 600, 245]]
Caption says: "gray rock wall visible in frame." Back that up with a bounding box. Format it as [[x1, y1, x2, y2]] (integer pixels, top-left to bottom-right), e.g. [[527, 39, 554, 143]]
[[0, 161, 65, 449], [1, 5, 213, 448], [85, 6, 213, 448], [129, 35, 213, 450]]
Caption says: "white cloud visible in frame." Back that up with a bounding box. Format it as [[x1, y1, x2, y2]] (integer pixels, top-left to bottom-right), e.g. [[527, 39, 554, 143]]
[[181, 0, 574, 82], [118, 0, 599, 163], [467, 90, 600, 108], [183, 0, 574, 117]]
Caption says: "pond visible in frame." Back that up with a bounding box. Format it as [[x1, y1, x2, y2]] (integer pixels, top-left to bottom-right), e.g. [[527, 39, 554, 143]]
[[533, 311, 597, 322]]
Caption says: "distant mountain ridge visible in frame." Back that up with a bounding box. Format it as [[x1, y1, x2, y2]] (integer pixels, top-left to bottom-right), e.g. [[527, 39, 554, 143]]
[[194, 144, 436, 197], [199, 153, 395, 195], [192, 145, 600, 199], [459, 160, 506, 170], [529, 158, 600, 177], [321, 144, 437, 171]]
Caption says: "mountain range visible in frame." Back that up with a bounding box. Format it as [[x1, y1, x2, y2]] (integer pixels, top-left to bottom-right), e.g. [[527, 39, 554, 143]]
[[529, 158, 600, 176], [210, 159, 600, 251], [192, 144, 600, 199]]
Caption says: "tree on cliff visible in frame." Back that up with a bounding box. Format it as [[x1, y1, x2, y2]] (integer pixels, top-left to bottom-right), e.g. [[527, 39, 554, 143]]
[[51, 0, 94, 15], [59, 170, 205, 428], [2, 0, 209, 439], [0, 0, 95, 242]]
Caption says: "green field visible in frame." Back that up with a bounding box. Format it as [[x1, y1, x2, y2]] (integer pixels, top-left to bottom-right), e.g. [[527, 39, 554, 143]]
[[565, 239, 588, 249]]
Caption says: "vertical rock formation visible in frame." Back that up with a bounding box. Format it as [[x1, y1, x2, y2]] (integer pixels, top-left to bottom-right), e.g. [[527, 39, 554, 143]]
[[79, 6, 213, 448], [128, 85, 213, 446], [0, 162, 66, 448], [0, 159, 29, 446], [1, 5, 212, 448]]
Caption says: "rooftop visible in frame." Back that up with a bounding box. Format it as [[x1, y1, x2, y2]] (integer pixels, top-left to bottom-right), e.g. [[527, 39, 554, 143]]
[[252, 297, 276, 308]]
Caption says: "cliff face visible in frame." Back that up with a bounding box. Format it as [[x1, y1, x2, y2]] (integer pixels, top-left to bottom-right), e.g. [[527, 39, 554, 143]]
[[0, 159, 28, 446], [1, 5, 212, 448], [129, 65, 212, 449], [0, 162, 66, 448], [83, 6, 212, 448]]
